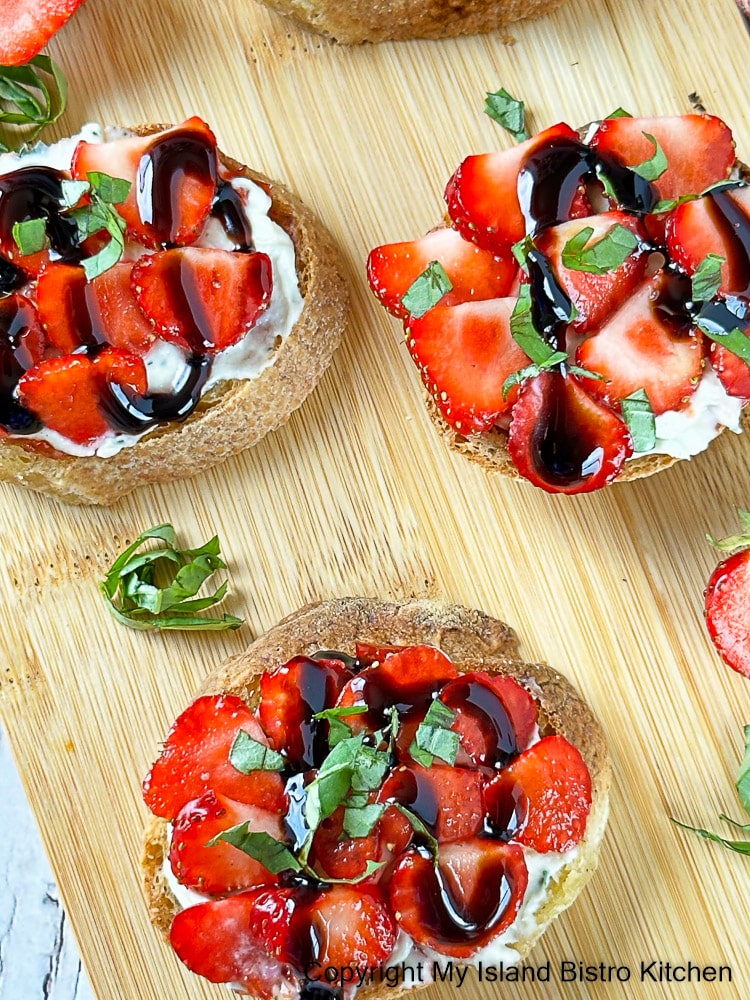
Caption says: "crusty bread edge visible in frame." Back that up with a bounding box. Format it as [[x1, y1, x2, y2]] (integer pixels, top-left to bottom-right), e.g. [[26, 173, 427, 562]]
[[0, 125, 348, 505], [255, 0, 569, 45], [142, 597, 611, 993]]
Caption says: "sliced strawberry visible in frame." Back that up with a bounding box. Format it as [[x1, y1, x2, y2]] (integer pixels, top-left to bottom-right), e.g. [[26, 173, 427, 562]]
[[445, 122, 579, 252], [364, 645, 458, 704], [389, 839, 528, 957], [71, 118, 218, 248], [483, 734, 592, 852], [0, 292, 46, 434], [308, 801, 412, 881], [379, 764, 484, 842], [131, 247, 272, 354], [367, 226, 515, 318], [301, 884, 397, 980], [355, 642, 406, 666], [507, 370, 633, 494], [0, 0, 86, 65], [16, 347, 147, 445], [438, 671, 536, 768], [589, 114, 735, 203], [534, 211, 649, 333], [88, 261, 157, 353], [705, 545, 750, 678], [35, 262, 89, 353], [169, 790, 285, 895], [169, 890, 302, 999], [142, 694, 286, 820], [708, 340, 750, 398], [666, 184, 750, 298], [407, 297, 530, 434], [576, 274, 704, 414], [258, 655, 353, 769]]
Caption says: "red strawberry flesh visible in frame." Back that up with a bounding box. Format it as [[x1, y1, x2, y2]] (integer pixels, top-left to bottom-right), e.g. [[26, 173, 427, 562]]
[[705, 547, 750, 678], [0, 0, 87, 65]]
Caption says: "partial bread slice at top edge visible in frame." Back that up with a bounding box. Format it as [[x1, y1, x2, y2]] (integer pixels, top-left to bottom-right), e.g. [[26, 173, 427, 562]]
[[142, 597, 611, 992], [0, 124, 348, 505]]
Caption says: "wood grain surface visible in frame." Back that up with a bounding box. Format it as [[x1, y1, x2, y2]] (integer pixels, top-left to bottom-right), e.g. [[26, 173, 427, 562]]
[[1, 0, 750, 997]]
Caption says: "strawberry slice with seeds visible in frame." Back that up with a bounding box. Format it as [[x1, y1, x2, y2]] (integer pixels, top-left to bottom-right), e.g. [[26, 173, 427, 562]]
[[705, 517, 750, 678], [589, 114, 735, 203], [142, 694, 286, 820], [507, 370, 633, 494], [131, 247, 273, 353], [169, 789, 285, 895], [445, 122, 579, 253], [36, 261, 156, 355], [407, 298, 530, 434], [301, 884, 397, 980], [17, 347, 147, 446], [708, 340, 750, 398], [308, 801, 412, 882], [258, 655, 353, 769], [534, 211, 649, 333], [71, 118, 218, 248], [666, 184, 750, 298], [0, 0, 86, 65], [576, 274, 704, 414], [389, 839, 528, 958], [169, 890, 302, 999], [483, 734, 592, 852], [379, 764, 484, 842], [364, 644, 458, 704], [367, 226, 516, 319]]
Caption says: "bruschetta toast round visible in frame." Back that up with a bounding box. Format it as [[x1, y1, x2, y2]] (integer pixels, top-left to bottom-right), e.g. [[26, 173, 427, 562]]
[[142, 598, 610, 998], [0, 119, 347, 504], [367, 108, 750, 494]]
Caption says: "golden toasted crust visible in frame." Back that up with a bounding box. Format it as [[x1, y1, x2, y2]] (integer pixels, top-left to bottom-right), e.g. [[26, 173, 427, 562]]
[[142, 598, 610, 987], [0, 125, 348, 505], [256, 0, 569, 44]]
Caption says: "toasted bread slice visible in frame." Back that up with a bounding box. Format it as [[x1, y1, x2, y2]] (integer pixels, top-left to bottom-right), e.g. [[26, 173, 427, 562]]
[[256, 0, 569, 44], [0, 125, 347, 505], [142, 597, 610, 993]]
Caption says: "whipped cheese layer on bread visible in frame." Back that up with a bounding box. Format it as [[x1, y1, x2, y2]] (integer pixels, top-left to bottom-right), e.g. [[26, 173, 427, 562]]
[[142, 615, 607, 1000], [0, 120, 303, 458], [368, 108, 750, 494]]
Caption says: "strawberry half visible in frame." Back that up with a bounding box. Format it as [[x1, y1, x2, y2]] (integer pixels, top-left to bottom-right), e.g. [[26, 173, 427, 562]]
[[507, 370, 633, 493], [169, 890, 302, 999], [142, 694, 286, 820], [36, 261, 156, 355], [302, 884, 397, 980], [483, 734, 592, 852], [666, 184, 750, 298], [407, 298, 530, 434], [389, 839, 528, 958], [0, 0, 86, 65], [131, 247, 273, 354], [445, 122, 579, 253], [17, 347, 147, 446], [169, 790, 285, 895], [534, 211, 649, 334], [705, 520, 750, 678], [589, 114, 735, 203], [71, 118, 218, 248], [258, 655, 353, 769], [367, 226, 516, 319], [576, 274, 704, 415]]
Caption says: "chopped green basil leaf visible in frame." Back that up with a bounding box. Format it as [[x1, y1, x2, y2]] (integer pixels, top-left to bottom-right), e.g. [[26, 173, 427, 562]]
[[12, 217, 47, 256], [736, 724, 750, 815], [512, 235, 533, 271], [409, 698, 459, 767], [343, 803, 385, 838], [621, 388, 656, 452], [65, 172, 131, 280], [692, 253, 725, 302], [304, 734, 366, 830], [672, 818, 750, 855], [696, 320, 750, 365], [86, 170, 131, 205], [395, 803, 440, 861], [606, 107, 633, 119], [561, 223, 639, 275], [314, 704, 368, 746], [631, 132, 668, 181], [401, 260, 452, 318], [210, 825, 302, 873], [0, 55, 68, 152], [350, 742, 391, 792], [509, 285, 562, 366], [60, 178, 90, 209], [484, 88, 529, 142], [100, 522, 244, 631], [230, 730, 286, 773]]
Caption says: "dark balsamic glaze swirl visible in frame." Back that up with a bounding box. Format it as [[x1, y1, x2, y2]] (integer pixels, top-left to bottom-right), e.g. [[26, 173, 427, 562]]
[[100, 354, 212, 433], [211, 180, 254, 251]]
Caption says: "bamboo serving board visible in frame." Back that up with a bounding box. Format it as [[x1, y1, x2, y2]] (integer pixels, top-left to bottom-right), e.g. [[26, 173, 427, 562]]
[[1, 0, 750, 997]]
